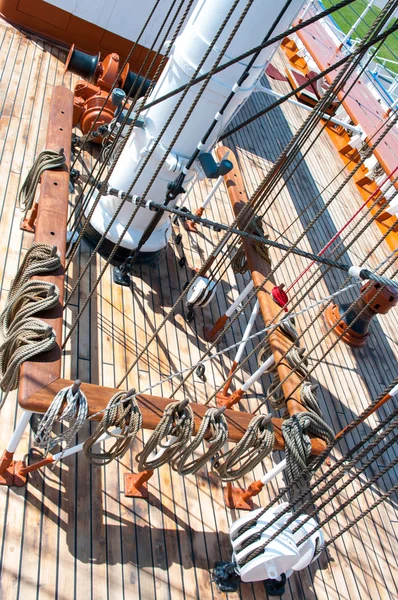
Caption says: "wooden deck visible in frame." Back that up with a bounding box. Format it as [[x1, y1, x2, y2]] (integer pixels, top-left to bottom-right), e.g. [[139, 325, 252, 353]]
[[0, 16, 397, 600]]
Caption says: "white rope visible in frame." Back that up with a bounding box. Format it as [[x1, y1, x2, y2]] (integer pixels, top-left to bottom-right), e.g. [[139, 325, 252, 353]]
[[34, 381, 88, 457]]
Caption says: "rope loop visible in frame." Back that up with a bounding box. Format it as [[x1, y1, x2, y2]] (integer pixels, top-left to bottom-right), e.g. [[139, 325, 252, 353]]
[[8, 243, 61, 302], [211, 414, 274, 481], [173, 406, 229, 475], [136, 399, 194, 471], [34, 380, 88, 457], [18, 148, 66, 215], [83, 389, 142, 466], [231, 215, 272, 274]]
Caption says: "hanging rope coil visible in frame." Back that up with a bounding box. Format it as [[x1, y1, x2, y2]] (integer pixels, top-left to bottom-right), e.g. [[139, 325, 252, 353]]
[[0, 319, 56, 397], [18, 148, 66, 215], [0, 280, 59, 339], [83, 390, 142, 466], [211, 415, 274, 481], [136, 400, 194, 471], [231, 216, 272, 274], [172, 407, 229, 475], [8, 243, 61, 303], [282, 411, 334, 488], [34, 381, 88, 456]]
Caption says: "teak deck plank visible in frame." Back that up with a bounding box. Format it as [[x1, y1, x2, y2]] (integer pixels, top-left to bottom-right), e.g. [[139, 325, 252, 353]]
[[0, 17, 397, 600]]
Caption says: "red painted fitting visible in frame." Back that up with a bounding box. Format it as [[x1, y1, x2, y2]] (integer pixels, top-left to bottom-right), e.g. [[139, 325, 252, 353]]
[[218, 388, 244, 409], [124, 469, 154, 498], [17, 455, 55, 476], [221, 360, 239, 396], [0, 450, 14, 474], [271, 284, 288, 311], [203, 314, 229, 342], [224, 482, 255, 511], [195, 207, 205, 217]]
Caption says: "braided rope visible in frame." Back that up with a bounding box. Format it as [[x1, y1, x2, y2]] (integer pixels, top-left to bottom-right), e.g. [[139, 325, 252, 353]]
[[34, 382, 88, 456], [0, 280, 59, 339], [136, 400, 194, 471], [0, 319, 56, 397], [18, 149, 66, 215], [173, 407, 228, 475], [83, 391, 142, 466], [282, 412, 334, 489], [231, 217, 272, 275], [7, 243, 60, 302], [211, 415, 274, 482]]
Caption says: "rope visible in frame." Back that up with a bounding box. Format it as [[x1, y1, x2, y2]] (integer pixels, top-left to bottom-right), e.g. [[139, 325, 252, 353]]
[[0, 319, 56, 398], [173, 407, 228, 475], [231, 216, 272, 274], [34, 382, 88, 457], [211, 415, 274, 482], [7, 243, 60, 302], [18, 149, 66, 215], [136, 400, 194, 471], [282, 411, 334, 490], [0, 280, 59, 339], [83, 390, 142, 465]]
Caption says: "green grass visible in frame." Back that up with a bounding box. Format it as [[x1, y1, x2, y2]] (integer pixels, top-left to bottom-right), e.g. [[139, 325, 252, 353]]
[[321, 0, 398, 74]]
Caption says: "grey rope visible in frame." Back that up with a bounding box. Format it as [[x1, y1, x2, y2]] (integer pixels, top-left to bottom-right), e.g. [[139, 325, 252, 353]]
[[136, 400, 194, 471], [83, 390, 142, 466], [211, 415, 274, 482], [18, 149, 66, 215], [0, 280, 59, 339], [231, 216, 272, 275], [173, 407, 229, 475], [34, 381, 88, 457]]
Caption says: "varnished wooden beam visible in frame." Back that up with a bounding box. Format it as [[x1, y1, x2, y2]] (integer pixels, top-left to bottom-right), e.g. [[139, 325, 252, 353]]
[[216, 146, 328, 451], [18, 86, 74, 406], [19, 378, 327, 454]]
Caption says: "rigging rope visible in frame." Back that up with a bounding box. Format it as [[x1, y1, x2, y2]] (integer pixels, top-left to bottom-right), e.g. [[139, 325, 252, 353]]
[[231, 216, 272, 275], [34, 381, 88, 456], [136, 400, 194, 471], [18, 149, 66, 215], [7, 243, 60, 301], [83, 390, 142, 465], [211, 415, 274, 481], [173, 407, 229, 475]]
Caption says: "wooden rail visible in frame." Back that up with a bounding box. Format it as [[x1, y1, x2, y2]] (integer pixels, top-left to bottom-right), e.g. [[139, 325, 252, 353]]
[[216, 145, 328, 452], [18, 86, 74, 405]]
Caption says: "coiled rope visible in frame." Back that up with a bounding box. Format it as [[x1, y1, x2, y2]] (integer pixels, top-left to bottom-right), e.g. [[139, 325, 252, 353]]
[[7, 243, 61, 302], [173, 407, 228, 475], [0, 280, 59, 338], [211, 415, 274, 481], [18, 149, 66, 215], [0, 319, 56, 397], [34, 381, 88, 456], [282, 411, 334, 488], [136, 400, 194, 471], [83, 390, 142, 465]]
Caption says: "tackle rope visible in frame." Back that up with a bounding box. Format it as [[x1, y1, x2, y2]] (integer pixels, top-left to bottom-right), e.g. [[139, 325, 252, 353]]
[[34, 382, 88, 456], [173, 407, 228, 475], [136, 400, 194, 471], [83, 390, 142, 465], [211, 415, 274, 481], [6, 243, 60, 302], [18, 149, 66, 215]]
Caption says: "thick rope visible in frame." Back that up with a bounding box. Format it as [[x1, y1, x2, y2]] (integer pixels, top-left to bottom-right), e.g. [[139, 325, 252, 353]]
[[34, 382, 88, 456], [0, 319, 56, 398], [136, 400, 194, 471], [211, 415, 274, 481], [18, 149, 66, 215], [7, 243, 61, 302], [83, 391, 142, 466], [173, 407, 229, 475], [231, 216, 272, 274], [0, 280, 59, 339], [282, 412, 334, 489]]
